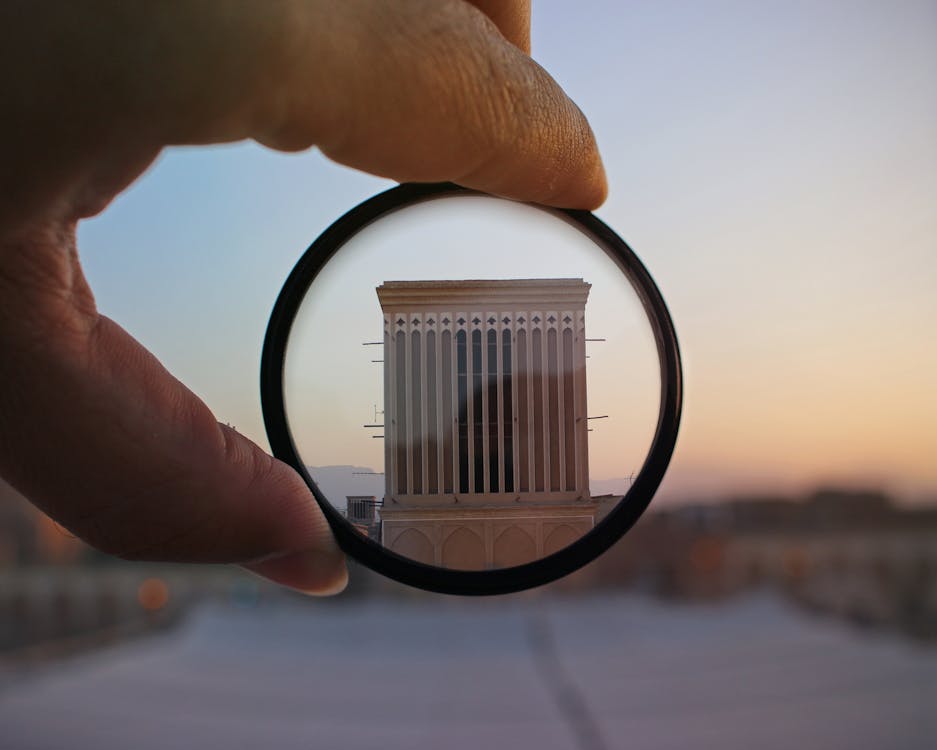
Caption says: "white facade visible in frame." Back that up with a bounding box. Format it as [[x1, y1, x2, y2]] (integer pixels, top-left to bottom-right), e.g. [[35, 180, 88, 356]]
[[376, 279, 597, 569]]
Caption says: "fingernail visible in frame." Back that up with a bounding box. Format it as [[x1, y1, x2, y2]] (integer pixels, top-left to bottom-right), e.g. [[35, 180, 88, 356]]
[[286, 548, 349, 596], [244, 546, 349, 596]]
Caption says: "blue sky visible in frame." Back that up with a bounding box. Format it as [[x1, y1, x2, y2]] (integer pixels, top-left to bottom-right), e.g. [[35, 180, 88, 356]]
[[77, 0, 937, 502]]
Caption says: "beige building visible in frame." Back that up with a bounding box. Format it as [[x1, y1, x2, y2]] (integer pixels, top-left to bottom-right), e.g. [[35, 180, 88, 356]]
[[377, 279, 599, 570]]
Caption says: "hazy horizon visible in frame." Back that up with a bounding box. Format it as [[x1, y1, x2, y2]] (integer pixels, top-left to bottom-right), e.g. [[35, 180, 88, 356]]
[[303, 462, 931, 514]]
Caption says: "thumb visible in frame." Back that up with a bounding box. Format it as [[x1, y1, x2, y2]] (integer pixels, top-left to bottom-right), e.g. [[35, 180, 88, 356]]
[[0, 225, 346, 595]]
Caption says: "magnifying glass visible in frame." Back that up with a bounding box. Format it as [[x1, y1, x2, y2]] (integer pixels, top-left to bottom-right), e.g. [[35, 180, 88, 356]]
[[261, 182, 681, 595]]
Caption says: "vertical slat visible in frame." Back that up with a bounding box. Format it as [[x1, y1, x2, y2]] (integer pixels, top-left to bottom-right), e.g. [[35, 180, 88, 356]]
[[384, 321, 393, 499], [480, 316, 489, 494], [466, 318, 475, 494], [511, 317, 520, 496], [404, 321, 413, 496], [532, 318, 542, 493], [456, 315, 467, 495], [436, 316, 444, 494], [541, 316, 550, 493], [496, 316, 505, 494], [577, 310, 589, 496], [526, 319, 534, 494], [451, 319, 459, 494], [420, 316, 428, 494], [556, 316, 566, 494]]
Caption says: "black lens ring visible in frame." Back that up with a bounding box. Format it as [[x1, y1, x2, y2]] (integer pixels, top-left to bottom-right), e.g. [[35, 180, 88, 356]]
[[261, 182, 682, 595]]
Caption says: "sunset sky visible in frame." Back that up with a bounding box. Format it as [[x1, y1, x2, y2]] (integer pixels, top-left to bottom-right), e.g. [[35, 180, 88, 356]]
[[77, 1, 936, 504], [283, 197, 663, 506]]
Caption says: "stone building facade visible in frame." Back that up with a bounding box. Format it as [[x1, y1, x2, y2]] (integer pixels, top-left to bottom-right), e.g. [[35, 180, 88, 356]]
[[376, 279, 599, 570]]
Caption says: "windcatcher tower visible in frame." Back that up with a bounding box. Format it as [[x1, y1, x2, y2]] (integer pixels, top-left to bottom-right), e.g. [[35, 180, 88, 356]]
[[377, 279, 598, 569]]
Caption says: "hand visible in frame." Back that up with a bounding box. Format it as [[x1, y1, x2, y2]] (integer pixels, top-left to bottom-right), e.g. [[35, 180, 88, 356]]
[[0, 0, 606, 594]]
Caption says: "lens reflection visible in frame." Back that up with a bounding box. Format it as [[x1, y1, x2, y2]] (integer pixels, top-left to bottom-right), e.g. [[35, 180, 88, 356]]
[[283, 196, 660, 571]]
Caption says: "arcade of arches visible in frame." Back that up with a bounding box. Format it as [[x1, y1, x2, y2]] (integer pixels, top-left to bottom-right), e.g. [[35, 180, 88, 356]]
[[380, 504, 596, 570]]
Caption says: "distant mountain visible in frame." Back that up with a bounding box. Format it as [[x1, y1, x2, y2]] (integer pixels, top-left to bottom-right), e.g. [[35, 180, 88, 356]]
[[590, 477, 631, 498], [305, 466, 384, 511]]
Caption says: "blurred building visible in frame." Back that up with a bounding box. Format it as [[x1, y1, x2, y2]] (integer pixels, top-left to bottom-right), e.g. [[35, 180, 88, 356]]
[[376, 279, 598, 569], [589, 489, 937, 639]]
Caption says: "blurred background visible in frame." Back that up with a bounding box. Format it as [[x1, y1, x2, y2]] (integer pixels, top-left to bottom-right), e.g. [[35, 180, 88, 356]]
[[1, 1, 935, 748]]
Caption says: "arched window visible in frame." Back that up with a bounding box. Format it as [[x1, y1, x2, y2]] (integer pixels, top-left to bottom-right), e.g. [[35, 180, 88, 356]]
[[411, 331, 422, 494], [394, 331, 407, 494], [456, 330, 468, 493], [471, 329, 483, 492], [487, 328, 499, 493], [548, 328, 560, 491], [563, 328, 576, 491], [516, 328, 528, 493], [532, 328, 544, 492], [502, 327, 514, 493], [441, 329, 453, 494], [426, 330, 437, 493]]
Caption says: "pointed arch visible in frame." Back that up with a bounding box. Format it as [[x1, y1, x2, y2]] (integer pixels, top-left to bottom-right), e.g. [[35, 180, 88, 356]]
[[544, 524, 581, 557], [391, 528, 434, 565], [442, 527, 485, 570], [493, 526, 536, 568]]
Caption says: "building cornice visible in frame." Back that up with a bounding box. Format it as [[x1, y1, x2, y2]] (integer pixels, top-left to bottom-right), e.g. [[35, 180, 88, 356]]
[[377, 278, 591, 311], [380, 503, 599, 521]]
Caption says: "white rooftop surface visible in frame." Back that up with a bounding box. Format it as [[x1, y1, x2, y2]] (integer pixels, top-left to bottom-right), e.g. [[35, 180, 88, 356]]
[[0, 593, 934, 749]]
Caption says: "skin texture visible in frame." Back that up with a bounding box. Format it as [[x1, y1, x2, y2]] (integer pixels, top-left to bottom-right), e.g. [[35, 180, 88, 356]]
[[0, 0, 605, 594]]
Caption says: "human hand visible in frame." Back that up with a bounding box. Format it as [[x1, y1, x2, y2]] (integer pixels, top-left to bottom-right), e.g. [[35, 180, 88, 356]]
[[0, 0, 606, 594]]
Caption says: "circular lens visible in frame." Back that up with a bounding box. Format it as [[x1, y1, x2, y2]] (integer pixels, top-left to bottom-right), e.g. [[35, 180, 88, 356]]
[[262, 184, 681, 595]]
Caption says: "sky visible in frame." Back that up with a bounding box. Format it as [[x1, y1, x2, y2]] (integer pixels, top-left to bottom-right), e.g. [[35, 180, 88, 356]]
[[282, 197, 663, 504], [77, 0, 937, 504]]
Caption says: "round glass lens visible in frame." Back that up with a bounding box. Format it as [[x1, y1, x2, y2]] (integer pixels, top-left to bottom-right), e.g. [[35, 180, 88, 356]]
[[279, 193, 663, 573]]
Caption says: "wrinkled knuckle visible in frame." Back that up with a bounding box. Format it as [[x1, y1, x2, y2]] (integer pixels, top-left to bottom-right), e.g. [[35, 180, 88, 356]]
[[417, 25, 524, 156], [465, 53, 523, 151]]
